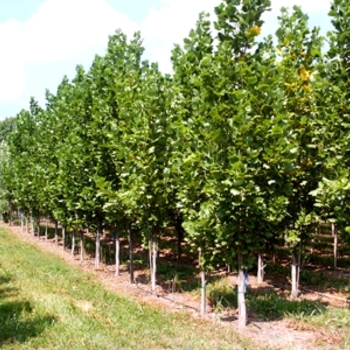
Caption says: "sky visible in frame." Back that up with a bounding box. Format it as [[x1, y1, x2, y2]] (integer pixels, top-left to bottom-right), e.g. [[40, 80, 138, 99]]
[[0, 0, 333, 120]]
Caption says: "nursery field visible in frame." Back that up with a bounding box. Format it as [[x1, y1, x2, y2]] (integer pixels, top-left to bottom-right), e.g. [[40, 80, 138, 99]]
[[0, 226, 256, 350], [1, 224, 350, 350]]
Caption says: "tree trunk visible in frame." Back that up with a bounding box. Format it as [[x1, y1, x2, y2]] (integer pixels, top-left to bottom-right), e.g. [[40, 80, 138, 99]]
[[257, 251, 265, 284], [95, 228, 100, 269], [150, 232, 157, 294], [80, 231, 84, 262], [115, 230, 120, 276], [332, 223, 338, 269], [272, 251, 276, 263], [45, 217, 48, 241], [20, 212, 24, 232], [37, 215, 40, 239], [311, 226, 318, 254], [297, 241, 302, 284], [238, 252, 247, 328], [31, 212, 34, 236], [54, 220, 58, 246], [199, 248, 206, 315], [71, 231, 75, 256], [62, 226, 66, 251], [128, 228, 134, 284], [175, 212, 184, 262], [291, 250, 298, 299], [25, 216, 28, 234]]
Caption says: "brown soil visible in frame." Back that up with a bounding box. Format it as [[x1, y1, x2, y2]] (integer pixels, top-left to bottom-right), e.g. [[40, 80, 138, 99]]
[[2, 223, 346, 350]]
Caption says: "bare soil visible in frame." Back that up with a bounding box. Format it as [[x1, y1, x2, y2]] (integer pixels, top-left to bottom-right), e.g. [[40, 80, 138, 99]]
[[2, 222, 347, 350]]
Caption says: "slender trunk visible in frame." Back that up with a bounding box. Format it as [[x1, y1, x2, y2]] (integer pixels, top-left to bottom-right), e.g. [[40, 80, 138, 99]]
[[71, 231, 75, 256], [95, 228, 100, 269], [101, 242, 105, 265], [257, 251, 265, 284], [45, 217, 48, 241], [175, 213, 183, 262], [115, 231, 120, 276], [80, 231, 84, 262], [199, 248, 206, 315], [62, 226, 66, 251], [37, 215, 40, 239], [150, 232, 157, 293], [297, 241, 302, 287], [311, 226, 318, 254], [25, 216, 28, 234], [20, 212, 24, 232], [128, 228, 134, 283], [238, 251, 247, 328], [31, 212, 34, 236], [332, 223, 338, 269], [177, 230, 183, 262], [9, 209, 12, 226], [291, 250, 298, 299], [54, 221, 58, 246]]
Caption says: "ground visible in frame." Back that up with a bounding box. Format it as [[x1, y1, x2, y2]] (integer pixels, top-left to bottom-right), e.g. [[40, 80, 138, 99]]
[[2, 222, 348, 350]]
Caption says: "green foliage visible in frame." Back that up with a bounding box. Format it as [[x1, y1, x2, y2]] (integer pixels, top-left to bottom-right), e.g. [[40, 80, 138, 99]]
[[3, 0, 350, 320], [0, 116, 17, 143]]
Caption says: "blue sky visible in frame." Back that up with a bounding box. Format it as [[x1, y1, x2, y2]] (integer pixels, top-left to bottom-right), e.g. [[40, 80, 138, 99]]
[[0, 0, 332, 120]]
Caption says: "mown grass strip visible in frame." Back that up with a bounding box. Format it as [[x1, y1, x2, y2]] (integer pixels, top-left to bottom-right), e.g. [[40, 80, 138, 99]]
[[0, 227, 255, 350]]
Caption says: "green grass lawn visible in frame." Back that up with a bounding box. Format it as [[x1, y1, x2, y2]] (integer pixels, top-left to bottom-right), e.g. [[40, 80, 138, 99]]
[[0, 227, 254, 350]]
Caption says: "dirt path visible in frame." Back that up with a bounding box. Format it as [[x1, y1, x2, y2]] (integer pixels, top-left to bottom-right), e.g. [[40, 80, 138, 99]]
[[1, 222, 343, 350]]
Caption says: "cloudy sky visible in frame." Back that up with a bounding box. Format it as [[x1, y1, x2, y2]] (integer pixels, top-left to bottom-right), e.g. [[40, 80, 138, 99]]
[[0, 0, 332, 120]]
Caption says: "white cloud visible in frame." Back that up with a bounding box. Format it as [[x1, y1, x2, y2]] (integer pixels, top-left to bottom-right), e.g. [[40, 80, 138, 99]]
[[140, 0, 332, 72], [140, 0, 219, 72], [0, 0, 137, 104], [0, 19, 27, 102], [270, 0, 331, 11], [0, 56, 27, 102], [261, 0, 332, 40], [0, 0, 334, 112], [22, 0, 137, 63]]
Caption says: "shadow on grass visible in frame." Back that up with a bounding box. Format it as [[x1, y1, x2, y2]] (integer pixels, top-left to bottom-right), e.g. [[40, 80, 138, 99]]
[[247, 288, 327, 322], [0, 268, 17, 298], [0, 269, 56, 347], [135, 265, 223, 295], [0, 300, 56, 346], [195, 276, 327, 323], [265, 263, 350, 293]]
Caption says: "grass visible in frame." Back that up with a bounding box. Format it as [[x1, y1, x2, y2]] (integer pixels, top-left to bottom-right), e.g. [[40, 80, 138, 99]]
[[0, 227, 257, 350]]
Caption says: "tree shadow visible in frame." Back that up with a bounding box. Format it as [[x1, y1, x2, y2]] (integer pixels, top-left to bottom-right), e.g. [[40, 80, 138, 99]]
[[201, 281, 328, 324], [0, 270, 17, 298], [0, 270, 56, 346], [0, 300, 56, 346], [246, 287, 328, 322]]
